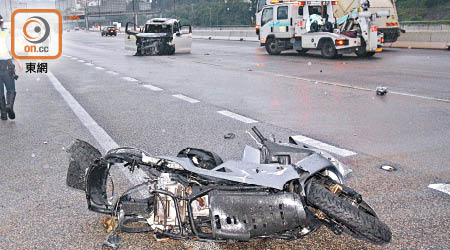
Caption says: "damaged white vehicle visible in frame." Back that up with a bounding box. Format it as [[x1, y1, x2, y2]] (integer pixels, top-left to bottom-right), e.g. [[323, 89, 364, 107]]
[[125, 18, 192, 56]]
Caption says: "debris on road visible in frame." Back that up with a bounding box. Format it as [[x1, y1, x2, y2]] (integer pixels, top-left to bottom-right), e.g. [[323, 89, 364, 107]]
[[103, 231, 122, 250], [224, 133, 236, 139], [376, 87, 388, 96], [381, 165, 396, 171], [307, 62, 312, 66]]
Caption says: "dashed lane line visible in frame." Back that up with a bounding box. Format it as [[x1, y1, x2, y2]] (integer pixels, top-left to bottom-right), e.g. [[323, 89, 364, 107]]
[[106, 71, 119, 75], [95, 66, 105, 70], [217, 110, 258, 124], [172, 94, 200, 103], [47, 71, 148, 189], [428, 184, 450, 196], [85, 63, 94, 66], [78, 60, 85, 63], [142, 84, 163, 91], [122, 76, 139, 82], [290, 135, 357, 157]]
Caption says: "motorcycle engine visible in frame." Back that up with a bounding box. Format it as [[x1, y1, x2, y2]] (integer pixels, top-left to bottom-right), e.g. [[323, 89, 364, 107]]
[[151, 173, 209, 229]]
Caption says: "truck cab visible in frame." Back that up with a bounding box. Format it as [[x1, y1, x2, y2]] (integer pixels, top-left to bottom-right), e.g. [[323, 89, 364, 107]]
[[258, 0, 384, 58]]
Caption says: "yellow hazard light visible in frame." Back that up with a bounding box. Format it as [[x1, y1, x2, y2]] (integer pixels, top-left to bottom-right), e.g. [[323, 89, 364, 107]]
[[298, 1, 306, 6], [376, 48, 383, 52]]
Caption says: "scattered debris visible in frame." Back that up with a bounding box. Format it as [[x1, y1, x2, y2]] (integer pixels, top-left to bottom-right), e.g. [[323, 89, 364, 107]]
[[224, 133, 236, 139], [247, 68, 253, 71], [380, 165, 396, 171], [204, 53, 210, 56], [43, 141, 48, 145], [31, 153, 36, 158], [307, 61, 312, 66], [103, 217, 117, 233], [320, 69, 322, 73], [102, 231, 122, 250], [208, 36, 212, 40], [240, 38, 244, 41], [376, 87, 388, 96]]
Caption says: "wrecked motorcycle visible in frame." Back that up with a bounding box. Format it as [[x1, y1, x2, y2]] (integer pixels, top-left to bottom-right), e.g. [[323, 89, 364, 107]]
[[66, 127, 391, 246]]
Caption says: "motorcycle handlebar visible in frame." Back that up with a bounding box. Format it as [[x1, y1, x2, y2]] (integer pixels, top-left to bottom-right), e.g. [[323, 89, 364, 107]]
[[251, 126, 266, 142]]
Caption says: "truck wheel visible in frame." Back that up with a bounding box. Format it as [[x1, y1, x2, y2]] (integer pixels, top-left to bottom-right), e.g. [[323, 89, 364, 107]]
[[321, 40, 337, 59], [366, 52, 375, 57], [265, 38, 281, 55]]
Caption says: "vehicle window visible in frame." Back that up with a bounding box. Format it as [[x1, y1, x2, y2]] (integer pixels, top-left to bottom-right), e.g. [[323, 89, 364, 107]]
[[299, 7, 304, 16], [173, 22, 179, 33], [145, 24, 172, 33], [261, 7, 273, 26], [308, 6, 327, 17], [277, 6, 288, 20]]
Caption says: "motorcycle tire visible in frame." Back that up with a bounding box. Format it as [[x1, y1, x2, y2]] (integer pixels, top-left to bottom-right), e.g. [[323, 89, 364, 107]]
[[307, 182, 392, 245]]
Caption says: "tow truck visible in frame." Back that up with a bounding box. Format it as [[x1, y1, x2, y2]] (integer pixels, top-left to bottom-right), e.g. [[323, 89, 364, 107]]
[[256, 0, 387, 58]]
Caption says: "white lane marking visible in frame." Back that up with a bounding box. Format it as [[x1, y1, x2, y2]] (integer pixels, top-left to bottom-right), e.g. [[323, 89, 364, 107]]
[[143, 84, 163, 91], [217, 110, 258, 124], [78, 60, 85, 63], [70, 57, 78, 60], [122, 76, 139, 82], [184, 59, 450, 104], [95, 66, 105, 70], [47, 71, 148, 189], [428, 184, 450, 196], [290, 135, 357, 157], [106, 71, 119, 75], [85, 63, 94, 66], [66, 55, 72, 58], [172, 94, 200, 103]]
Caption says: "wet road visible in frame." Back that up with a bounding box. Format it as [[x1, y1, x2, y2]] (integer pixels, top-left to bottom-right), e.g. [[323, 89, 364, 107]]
[[0, 31, 449, 249]]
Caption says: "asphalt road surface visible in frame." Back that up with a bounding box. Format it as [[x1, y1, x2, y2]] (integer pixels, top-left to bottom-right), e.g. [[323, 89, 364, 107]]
[[1, 31, 449, 250]]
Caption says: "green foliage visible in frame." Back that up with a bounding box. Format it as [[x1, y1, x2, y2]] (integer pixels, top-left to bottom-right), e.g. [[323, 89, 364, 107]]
[[152, 0, 258, 26], [396, 0, 450, 22]]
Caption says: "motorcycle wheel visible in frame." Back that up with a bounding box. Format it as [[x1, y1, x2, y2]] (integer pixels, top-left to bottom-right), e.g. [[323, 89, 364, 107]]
[[307, 182, 392, 245]]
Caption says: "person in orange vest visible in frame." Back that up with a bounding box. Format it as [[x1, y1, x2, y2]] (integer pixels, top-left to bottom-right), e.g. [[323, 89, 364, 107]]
[[0, 15, 23, 120]]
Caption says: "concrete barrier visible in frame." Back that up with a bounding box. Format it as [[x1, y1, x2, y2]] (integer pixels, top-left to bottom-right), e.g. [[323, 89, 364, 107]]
[[193, 24, 450, 49], [193, 27, 258, 42]]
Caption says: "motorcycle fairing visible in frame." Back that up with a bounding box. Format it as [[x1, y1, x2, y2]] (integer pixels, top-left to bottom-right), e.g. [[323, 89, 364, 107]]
[[159, 153, 339, 190], [159, 156, 300, 190], [209, 191, 307, 241]]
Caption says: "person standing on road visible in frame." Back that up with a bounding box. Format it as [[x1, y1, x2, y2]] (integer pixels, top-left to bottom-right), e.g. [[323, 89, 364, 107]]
[[0, 15, 23, 121]]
